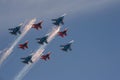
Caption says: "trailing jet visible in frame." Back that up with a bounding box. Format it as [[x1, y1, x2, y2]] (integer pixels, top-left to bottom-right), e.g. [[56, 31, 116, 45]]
[[21, 55, 33, 64], [60, 40, 74, 52], [8, 23, 23, 35], [58, 28, 68, 38], [40, 52, 51, 61], [36, 35, 48, 45], [32, 21, 43, 30], [19, 41, 28, 50], [52, 14, 66, 26]]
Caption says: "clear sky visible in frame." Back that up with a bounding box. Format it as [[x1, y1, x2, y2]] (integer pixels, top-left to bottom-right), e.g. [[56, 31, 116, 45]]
[[0, 0, 120, 80]]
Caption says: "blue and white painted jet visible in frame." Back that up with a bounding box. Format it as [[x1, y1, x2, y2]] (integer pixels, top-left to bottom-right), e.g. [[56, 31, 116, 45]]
[[36, 35, 48, 45], [21, 55, 33, 64], [60, 40, 74, 52], [8, 23, 23, 35], [52, 14, 66, 26]]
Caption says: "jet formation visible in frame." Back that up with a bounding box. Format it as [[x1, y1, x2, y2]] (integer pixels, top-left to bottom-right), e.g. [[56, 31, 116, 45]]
[[8, 14, 74, 64]]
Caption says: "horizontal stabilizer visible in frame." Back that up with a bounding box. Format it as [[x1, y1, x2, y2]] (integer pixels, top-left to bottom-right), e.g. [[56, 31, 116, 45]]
[[61, 48, 67, 52], [36, 38, 41, 40], [22, 61, 28, 64], [51, 19, 57, 21]]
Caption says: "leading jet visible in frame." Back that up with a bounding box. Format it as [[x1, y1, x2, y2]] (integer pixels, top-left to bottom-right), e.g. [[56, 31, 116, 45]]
[[8, 23, 23, 35], [60, 40, 74, 52], [51, 14, 66, 26], [32, 21, 43, 30], [40, 52, 51, 61], [36, 35, 48, 45], [21, 55, 33, 64], [58, 28, 68, 38], [19, 41, 29, 50]]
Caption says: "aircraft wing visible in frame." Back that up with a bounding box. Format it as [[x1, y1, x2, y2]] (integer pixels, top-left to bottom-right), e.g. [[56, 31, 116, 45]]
[[48, 56, 50, 60], [22, 61, 28, 64], [30, 60, 33, 63], [8, 28, 14, 30], [69, 46, 72, 51], [25, 45, 28, 48], [38, 41, 44, 45], [10, 32, 17, 35], [36, 38, 41, 40], [18, 31, 21, 34], [51, 19, 57, 21], [58, 32, 64, 37], [61, 21, 64, 25], [60, 45, 65, 47], [53, 22, 60, 26], [61, 48, 68, 52], [45, 40, 48, 44], [20, 57, 26, 59], [35, 27, 39, 30]]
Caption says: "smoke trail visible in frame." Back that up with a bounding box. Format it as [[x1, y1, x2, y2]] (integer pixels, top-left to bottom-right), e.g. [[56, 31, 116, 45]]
[[14, 26, 61, 80], [0, 19, 36, 66], [0, 48, 8, 54]]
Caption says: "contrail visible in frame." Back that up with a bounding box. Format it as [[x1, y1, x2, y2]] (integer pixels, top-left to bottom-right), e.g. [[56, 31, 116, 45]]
[[0, 18, 36, 66], [14, 26, 61, 80]]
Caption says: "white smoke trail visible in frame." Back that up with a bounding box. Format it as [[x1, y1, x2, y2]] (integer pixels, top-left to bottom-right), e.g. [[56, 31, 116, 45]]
[[14, 26, 61, 80], [0, 48, 8, 54], [0, 19, 36, 66]]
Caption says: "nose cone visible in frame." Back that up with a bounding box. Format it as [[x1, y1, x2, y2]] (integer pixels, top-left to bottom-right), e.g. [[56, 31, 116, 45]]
[[25, 40, 29, 43], [19, 23, 23, 26], [40, 20, 43, 23], [69, 40, 74, 43], [64, 28, 68, 31], [47, 52, 51, 55], [62, 13, 67, 17], [45, 33, 50, 37]]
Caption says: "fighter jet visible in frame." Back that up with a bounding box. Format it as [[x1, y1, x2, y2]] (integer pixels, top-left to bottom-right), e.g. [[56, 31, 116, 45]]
[[52, 14, 66, 26], [60, 40, 74, 52], [40, 52, 51, 61], [19, 41, 28, 50], [32, 21, 43, 30], [36, 35, 48, 45], [8, 23, 23, 35], [21, 55, 33, 64], [58, 28, 68, 38]]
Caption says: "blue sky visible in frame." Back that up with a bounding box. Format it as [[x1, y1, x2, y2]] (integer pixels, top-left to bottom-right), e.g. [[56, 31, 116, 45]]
[[0, 0, 120, 80]]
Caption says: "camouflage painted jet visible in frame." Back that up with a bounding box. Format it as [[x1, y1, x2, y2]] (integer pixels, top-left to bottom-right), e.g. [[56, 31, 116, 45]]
[[36, 35, 48, 45], [32, 21, 43, 30], [60, 40, 74, 52], [21, 55, 33, 64], [19, 41, 28, 50], [58, 28, 68, 38], [52, 14, 66, 26], [40, 52, 51, 61], [8, 23, 23, 35]]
